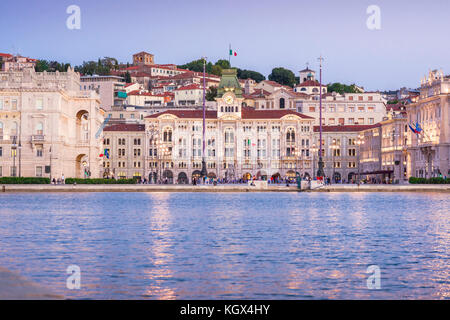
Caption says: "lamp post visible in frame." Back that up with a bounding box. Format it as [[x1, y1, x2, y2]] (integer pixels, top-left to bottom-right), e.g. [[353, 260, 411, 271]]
[[356, 137, 364, 186], [18, 141, 22, 177], [330, 139, 338, 184], [158, 142, 169, 184], [391, 127, 399, 184], [11, 136, 17, 177], [310, 144, 318, 180], [317, 56, 325, 178], [146, 125, 160, 183], [200, 56, 208, 181]]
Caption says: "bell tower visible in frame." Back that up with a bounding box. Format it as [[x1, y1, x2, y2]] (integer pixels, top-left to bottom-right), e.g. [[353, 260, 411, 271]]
[[216, 69, 244, 119]]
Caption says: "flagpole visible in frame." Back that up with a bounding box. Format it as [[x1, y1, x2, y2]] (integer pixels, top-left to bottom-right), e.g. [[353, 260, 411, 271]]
[[317, 55, 325, 179], [200, 56, 207, 181]]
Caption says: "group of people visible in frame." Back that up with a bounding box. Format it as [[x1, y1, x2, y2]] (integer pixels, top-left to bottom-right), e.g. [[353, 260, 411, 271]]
[[51, 174, 65, 185]]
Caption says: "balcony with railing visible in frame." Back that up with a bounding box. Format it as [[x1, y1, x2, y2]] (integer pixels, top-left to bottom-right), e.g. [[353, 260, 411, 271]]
[[31, 135, 44, 142]]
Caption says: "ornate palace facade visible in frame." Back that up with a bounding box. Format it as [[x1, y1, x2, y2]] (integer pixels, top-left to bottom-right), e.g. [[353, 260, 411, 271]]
[[0, 68, 104, 179], [406, 70, 450, 178]]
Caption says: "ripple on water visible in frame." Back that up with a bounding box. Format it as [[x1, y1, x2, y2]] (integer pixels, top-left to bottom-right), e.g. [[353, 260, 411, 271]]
[[0, 191, 448, 299]]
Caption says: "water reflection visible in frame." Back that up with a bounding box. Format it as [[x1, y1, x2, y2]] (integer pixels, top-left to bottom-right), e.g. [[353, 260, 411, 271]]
[[0, 192, 448, 299]]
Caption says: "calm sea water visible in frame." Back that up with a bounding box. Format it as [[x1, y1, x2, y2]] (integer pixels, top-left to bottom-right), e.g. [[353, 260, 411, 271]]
[[0, 192, 448, 299]]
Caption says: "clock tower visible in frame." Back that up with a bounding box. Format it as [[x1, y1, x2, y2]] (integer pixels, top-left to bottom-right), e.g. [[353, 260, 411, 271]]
[[216, 69, 244, 119]]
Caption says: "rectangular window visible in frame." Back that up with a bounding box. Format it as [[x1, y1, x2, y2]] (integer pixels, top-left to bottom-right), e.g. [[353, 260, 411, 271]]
[[309, 106, 316, 112], [10, 166, 17, 177], [0, 166, 2, 176], [36, 166, 43, 177], [0, 147, 2, 157], [37, 146, 43, 157], [12, 100, 17, 110], [369, 118, 374, 124], [0, 100, 3, 110]]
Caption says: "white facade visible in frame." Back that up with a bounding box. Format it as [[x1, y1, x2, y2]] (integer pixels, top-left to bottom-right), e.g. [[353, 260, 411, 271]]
[[0, 68, 104, 179]]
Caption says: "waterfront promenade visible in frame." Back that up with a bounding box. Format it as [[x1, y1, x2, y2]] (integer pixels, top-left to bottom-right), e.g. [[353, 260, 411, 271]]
[[1, 184, 449, 193]]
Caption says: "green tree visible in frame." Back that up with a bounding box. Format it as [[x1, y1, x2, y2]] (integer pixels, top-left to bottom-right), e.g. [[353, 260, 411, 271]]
[[327, 82, 363, 94], [215, 59, 230, 69], [268, 67, 296, 87], [210, 65, 222, 76], [237, 69, 265, 82], [35, 60, 50, 72], [124, 71, 132, 83], [206, 86, 218, 101]]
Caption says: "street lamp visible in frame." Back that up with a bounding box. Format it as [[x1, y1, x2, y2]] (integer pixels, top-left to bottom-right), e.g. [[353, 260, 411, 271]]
[[391, 128, 400, 184], [310, 144, 318, 180], [18, 141, 22, 177], [330, 139, 338, 184], [146, 125, 160, 183], [158, 141, 170, 184], [292, 148, 301, 177], [200, 56, 208, 181], [11, 136, 17, 177], [356, 137, 365, 186], [317, 56, 325, 179]]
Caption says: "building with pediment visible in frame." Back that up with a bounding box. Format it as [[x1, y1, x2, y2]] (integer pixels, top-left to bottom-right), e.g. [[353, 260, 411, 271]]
[[101, 69, 316, 183]]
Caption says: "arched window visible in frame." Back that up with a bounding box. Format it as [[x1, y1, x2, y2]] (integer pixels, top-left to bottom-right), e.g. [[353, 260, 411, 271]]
[[163, 128, 172, 142], [280, 98, 285, 109], [286, 128, 295, 143], [221, 106, 224, 112], [312, 88, 319, 93]]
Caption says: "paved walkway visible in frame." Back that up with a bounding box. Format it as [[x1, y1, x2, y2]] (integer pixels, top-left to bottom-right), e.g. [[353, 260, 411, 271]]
[[1, 184, 449, 193]]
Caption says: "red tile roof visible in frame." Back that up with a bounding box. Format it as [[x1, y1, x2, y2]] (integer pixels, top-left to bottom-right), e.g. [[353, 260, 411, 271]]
[[241, 106, 314, 119], [146, 106, 313, 120], [313, 124, 380, 132], [174, 84, 202, 91], [104, 124, 145, 132], [146, 109, 217, 119], [243, 89, 271, 99], [297, 80, 321, 87]]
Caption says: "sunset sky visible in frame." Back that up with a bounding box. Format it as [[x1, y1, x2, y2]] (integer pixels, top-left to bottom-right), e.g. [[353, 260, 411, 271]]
[[1, 0, 448, 91]]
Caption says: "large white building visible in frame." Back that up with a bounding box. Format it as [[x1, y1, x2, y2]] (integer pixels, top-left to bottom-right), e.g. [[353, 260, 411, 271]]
[[101, 69, 316, 182], [0, 68, 104, 179], [406, 69, 450, 178]]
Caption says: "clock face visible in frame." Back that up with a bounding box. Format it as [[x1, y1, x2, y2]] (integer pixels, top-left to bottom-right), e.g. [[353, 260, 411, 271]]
[[224, 94, 234, 105]]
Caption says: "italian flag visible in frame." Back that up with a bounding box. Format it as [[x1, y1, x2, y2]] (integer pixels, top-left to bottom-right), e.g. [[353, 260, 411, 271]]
[[229, 49, 237, 56]]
